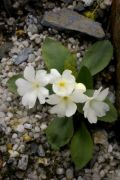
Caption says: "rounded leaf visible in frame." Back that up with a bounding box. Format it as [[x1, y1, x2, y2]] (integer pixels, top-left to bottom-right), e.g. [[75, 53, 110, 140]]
[[46, 117, 74, 150], [7, 74, 23, 94], [80, 40, 113, 75], [70, 122, 93, 169], [42, 38, 77, 76]]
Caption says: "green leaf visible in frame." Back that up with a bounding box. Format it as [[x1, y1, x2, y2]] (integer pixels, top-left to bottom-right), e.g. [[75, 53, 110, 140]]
[[70, 122, 93, 169], [46, 117, 74, 150], [77, 66, 93, 89], [80, 40, 113, 75], [7, 74, 23, 94], [42, 38, 77, 75], [77, 89, 118, 123]]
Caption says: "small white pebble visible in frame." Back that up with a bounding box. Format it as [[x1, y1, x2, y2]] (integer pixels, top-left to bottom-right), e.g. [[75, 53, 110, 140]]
[[35, 114, 42, 119], [24, 123, 32, 130], [13, 144, 19, 151], [108, 144, 113, 153], [16, 125, 25, 133], [6, 127, 12, 135], [7, 112, 13, 118], [9, 150, 19, 158], [35, 126, 40, 133], [40, 123, 47, 130], [77, 53, 81, 58], [12, 133, 18, 139]]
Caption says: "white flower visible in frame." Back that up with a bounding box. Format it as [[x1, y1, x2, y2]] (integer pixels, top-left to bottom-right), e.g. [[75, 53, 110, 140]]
[[15, 65, 49, 108], [48, 69, 76, 96], [83, 87, 110, 124], [81, 0, 94, 6], [47, 83, 87, 117]]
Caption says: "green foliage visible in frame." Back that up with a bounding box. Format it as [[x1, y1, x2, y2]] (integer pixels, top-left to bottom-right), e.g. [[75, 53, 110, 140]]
[[77, 89, 118, 123], [7, 74, 22, 94], [42, 38, 77, 76], [77, 66, 93, 89], [46, 117, 74, 150], [70, 122, 93, 169], [80, 40, 113, 76]]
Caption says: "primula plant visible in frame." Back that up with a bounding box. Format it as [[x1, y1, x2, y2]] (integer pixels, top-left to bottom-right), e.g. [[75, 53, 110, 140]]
[[7, 38, 118, 169]]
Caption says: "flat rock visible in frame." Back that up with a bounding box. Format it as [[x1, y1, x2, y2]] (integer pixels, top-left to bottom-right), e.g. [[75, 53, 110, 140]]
[[14, 48, 33, 65], [41, 8, 105, 38], [18, 155, 28, 170]]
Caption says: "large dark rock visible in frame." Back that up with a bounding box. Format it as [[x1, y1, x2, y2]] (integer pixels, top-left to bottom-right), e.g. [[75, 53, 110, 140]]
[[41, 8, 105, 38]]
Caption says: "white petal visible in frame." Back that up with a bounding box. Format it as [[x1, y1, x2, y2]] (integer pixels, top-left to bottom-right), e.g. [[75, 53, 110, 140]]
[[87, 108, 97, 124], [47, 94, 61, 105], [22, 90, 37, 108], [62, 70, 75, 82], [96, 88, 109, 101], [50, 103, 66, 117], [24, 65, 35, 82], [91, 100, 109, 117], [37, 87, 49, 104], [48, 69, 61, 83], [66, 102, 77, 117], [83, 101, 90, 118], [36, 70, 49, 86], [75, 83, 86, 93], [53, 79, 75, 96], [15, 78, 31, 96], [52, 83, 72, 96], [93, 87, 103, 98], [71, 90, 88, 103]]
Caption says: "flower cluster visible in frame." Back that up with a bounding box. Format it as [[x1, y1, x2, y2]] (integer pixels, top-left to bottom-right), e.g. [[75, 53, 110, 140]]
[[16, 65, 109, 124]]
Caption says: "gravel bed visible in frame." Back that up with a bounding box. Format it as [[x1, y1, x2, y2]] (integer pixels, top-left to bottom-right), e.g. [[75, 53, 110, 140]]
[[0, 0, 120, 179]]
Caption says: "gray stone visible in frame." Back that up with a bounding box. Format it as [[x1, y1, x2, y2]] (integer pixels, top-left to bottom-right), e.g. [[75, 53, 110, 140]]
[[37, 145, 45, 157], [56, 167, 65, 175], [77, 177, 83, 180], [66, 168, 74, 179], [14, 48, 32, 65], [74, 2, 85, 12], [27, 24, 38, 34], [41, 8, 105, 38], [18, 155, 28, 170]]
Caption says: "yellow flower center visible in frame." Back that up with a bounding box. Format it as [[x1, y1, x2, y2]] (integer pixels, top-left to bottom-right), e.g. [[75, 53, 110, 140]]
[[57, 80, 66, 88], [32, 81, 40, 89], [63, 96, 68, 100]]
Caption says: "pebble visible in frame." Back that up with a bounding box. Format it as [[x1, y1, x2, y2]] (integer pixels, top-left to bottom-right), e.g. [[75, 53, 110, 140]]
[[12, 133, 18, 139], [66, 168, 74, 179], [40, 123, 47, 130], [35, 126, 40, 133], [24, 123, 32, 130], [16, 124, 25, 133], [77, 177, 83, 180], [38, 145, 45, 157], [8, 150, 19, 158], [7, 17, 16, 26], [108, 144, 113, 153], [0, 112, 5, 118], [56, 167, 65, 175], [23, 133, 32, 142], [28, 54, 35, 62], [27, 24, 38, 34], [18, 155, 28, 170]]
